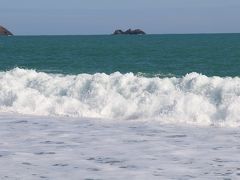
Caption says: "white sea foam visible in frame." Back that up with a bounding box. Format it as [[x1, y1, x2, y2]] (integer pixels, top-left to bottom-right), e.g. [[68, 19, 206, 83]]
[[1, 114, 240, 179], [0, 68, 240, 127]]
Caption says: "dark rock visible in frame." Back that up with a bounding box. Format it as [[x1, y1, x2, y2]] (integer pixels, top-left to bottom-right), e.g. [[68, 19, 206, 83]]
[[0, 25, 13, 36], [113, 29, 124, 35], [113, 28, 146, 35]]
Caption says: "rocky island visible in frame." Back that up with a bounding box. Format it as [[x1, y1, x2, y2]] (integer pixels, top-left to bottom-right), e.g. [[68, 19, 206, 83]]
[[113, 29, 146, 35], [0, 25, 13, 36]]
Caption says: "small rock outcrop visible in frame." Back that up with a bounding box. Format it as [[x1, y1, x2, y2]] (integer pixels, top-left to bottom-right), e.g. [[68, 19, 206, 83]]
[[113, 29, 146, 35], [0, 25, 13, 36], [113, 29, 125, 35]]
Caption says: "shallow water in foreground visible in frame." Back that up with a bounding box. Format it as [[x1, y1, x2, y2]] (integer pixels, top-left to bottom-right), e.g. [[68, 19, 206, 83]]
[[0, 114, 240, 180]]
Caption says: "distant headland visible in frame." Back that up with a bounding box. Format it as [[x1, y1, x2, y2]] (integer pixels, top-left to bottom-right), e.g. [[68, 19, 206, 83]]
[[0, 25, 13, 36], [113, 29, 146, 35]]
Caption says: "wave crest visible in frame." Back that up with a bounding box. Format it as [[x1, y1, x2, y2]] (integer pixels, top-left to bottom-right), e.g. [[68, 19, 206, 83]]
[[0, 68, 240, 127]]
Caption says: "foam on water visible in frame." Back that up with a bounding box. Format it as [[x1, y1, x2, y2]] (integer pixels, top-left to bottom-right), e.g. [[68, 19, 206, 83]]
[[1, 114, 240, 179], [0, 68, 240, 127]]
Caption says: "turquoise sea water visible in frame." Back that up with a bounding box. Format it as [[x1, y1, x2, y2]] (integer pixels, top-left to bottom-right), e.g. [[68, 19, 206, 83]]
[[1, 34, 240, 77]]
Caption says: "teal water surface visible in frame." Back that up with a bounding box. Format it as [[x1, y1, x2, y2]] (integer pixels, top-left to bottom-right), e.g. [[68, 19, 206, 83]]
[[1, 34, 240, 77]]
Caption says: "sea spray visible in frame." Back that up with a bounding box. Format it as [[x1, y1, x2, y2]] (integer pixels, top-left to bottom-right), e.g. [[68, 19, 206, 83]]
[[0, 68, 240, 127]]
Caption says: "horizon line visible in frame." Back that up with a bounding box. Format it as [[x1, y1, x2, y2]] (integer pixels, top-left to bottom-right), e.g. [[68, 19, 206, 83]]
[[7, 32, 240, 36]]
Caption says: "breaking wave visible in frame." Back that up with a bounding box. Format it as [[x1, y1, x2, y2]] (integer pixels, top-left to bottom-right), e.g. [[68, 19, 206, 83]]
[[0, 68, 240, 127]]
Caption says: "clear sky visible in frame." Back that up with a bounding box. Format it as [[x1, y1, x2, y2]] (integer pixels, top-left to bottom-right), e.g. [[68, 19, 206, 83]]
[[1, 0, 240, 35]]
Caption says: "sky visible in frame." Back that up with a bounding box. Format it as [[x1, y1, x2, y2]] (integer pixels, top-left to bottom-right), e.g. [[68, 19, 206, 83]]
[[1, 0, 240, 35]]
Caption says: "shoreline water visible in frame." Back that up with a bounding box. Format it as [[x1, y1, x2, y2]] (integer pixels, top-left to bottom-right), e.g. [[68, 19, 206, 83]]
[[0, 113, 240, 179]]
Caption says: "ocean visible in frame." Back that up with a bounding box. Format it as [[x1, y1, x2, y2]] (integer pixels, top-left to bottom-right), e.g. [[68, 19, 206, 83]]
[[1, 34, 240, 76], [0, 34, 240, 179]]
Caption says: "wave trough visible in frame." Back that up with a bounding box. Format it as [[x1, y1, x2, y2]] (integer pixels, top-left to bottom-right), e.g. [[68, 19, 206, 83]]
[[0, 68, 240, 127]]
